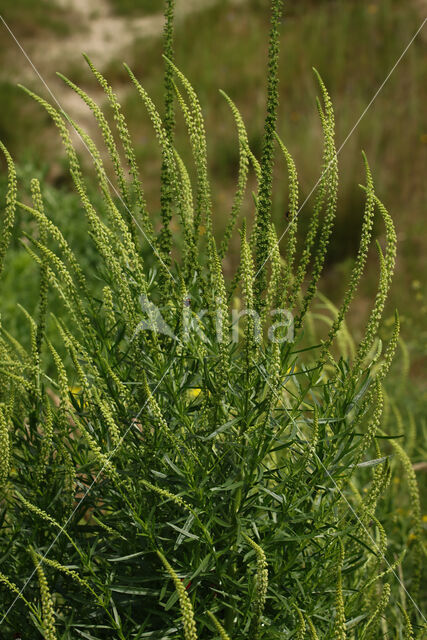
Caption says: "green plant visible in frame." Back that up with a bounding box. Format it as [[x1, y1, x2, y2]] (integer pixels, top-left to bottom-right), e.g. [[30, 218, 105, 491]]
[[0, 1, 424, 638]]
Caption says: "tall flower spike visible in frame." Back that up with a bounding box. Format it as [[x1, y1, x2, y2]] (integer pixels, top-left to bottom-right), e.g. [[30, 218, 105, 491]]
[[296, 73, 338, 329], [208, 237, 230, 392], [369, 514, 388, 567], [17, 492, 76, 545], [264, 222, 282, 319], [75, 417, 119, 480], [68, 115, 148, 298], [157, 551, 198, 640], [30, 548, 58, 640], [307, 617, 319, 640], [20, 85, 137, 328], [264, 340, 281, 418], [359, 378, 384, 458], [30, 179, 50, 360], [94, 390, 121, 449], [167, 60, 212, 239], [82, 54, 153, 241], [36, 394, 54, 485], [219, 90, 250, 259], [317, 293, 354, 360], [357, 550, 405, 598], [17, 200, 88, 294], [361, 582, 391, 639], [377, 310, 400, 383], [173, 148, 198, 278], [243, 534, 269, 640], [0, 404, 10, 485], [56, 72, 132, 212], [0, 141, 17, 278], [347, 242, 388, 388], [0, 571, 34, 612], [359, 461, 390, 529], [295, 606, 306, 640], [240, 223, 258, 373], [401, 605, 414, 640], [207, 611, 231, 640], [286, 95, 330, 311], [19, 85, 82, 183], [172, 79, 211, 241], [321, 153, 375, 356], [254, 0, 284, 307], [274, 133, 299, 304], [103, 285, 116, 331], [159, 0, 176, 262], [140, 478, 210, 539], [17, 304, 39, 385], [333, 540, 346, 640], [34, 550, 121, 624], [34, 552, 96, 600], [173, 148, 194, 233], [56, 318, 104, 390], [25, 239, 87, 334], [54, 321, 87, 388], [47, 340, 69, 417], [124, 64, 186, 287], [308, 404, 319, 457], [351, 195, 397, 378]]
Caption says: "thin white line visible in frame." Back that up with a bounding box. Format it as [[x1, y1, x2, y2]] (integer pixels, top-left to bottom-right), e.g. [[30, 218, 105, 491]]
[[254, 16, 427, 282], [0, 14, 176, 285], [258, 366, 426, 623], [0, 360, 174, 626]]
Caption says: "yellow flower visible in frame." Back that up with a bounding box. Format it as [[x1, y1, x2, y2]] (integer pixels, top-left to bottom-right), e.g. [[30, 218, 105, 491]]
[[69, 386, 88, 409], [422, 514, 427, 523], [187, 388, 202, 399]]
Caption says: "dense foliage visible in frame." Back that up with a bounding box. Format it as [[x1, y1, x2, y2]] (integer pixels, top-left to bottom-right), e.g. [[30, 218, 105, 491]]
[[0, 1, 424, 638]]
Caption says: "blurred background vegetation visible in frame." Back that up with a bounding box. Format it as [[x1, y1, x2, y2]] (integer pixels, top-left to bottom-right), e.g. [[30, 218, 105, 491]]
[[0, 0, 426, 495]]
